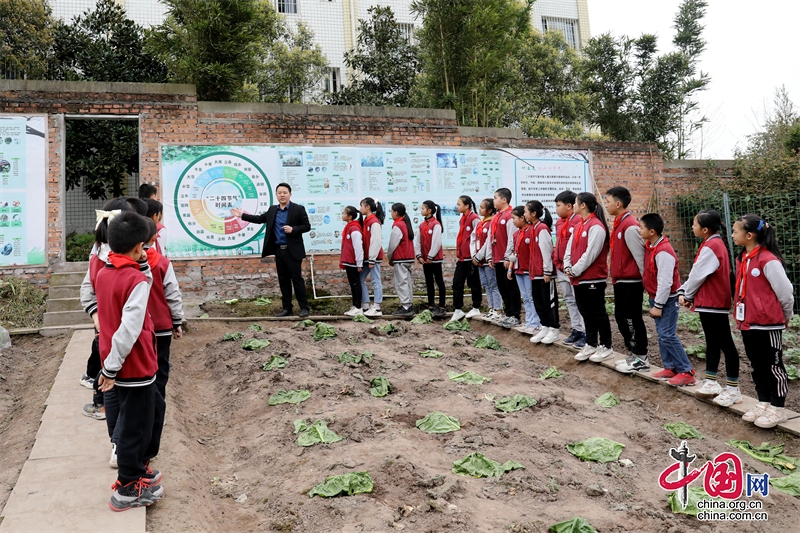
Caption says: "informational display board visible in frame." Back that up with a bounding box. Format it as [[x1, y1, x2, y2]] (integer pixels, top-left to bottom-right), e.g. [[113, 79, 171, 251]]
[[0, 115, 47, 266], [160, 145, 590, 258]]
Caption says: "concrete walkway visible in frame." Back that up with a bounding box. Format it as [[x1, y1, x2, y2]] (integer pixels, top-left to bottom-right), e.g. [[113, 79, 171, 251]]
[[0, 329, 144, 533]]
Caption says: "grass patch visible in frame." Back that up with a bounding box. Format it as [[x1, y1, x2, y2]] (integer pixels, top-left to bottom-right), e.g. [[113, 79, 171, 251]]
[[0, 278, 47, 329]]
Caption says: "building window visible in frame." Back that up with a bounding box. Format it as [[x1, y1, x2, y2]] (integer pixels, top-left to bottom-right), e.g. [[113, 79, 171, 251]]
[[398, 23, 415, 44], [278, 0, 297, 14], [325, 68, 340, 93], [542, 17, 577, 49]]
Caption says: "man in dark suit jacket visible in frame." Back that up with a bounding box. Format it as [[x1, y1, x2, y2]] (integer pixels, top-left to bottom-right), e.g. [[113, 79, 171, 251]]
[[231, 182, 311, 317]]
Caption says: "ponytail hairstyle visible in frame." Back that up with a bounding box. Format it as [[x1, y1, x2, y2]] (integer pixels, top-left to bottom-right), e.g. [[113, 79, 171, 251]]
[[422, 200, 443, 224], [737, 214, 784, 265], [525, 200, 553, 229], [481, 198, 497, 217], [344, 205, 359, 222], [95, 197, 133, 249], [392, 202, 414, 241], [361, 197, 385, 224], [458, 195, 477, 214], [576, 192, 610, 246]]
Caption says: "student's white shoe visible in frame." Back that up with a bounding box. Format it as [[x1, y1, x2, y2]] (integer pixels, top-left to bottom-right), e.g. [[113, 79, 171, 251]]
[[483, 310, 498, 320], [364, 306, 382, 317], [589, 346, 614, 362], [712, 388, 742, 407], [465, 308, 482, 319], [574, 345, 597, 361], [754, 406, 788, 429], [529, 327, 548, 344], [742, 402, 769, 423], [109, 444, 118, 469], [695, 380, 724, 399], [540, 328, 561, 345], [450, 309, 466, 322], [344, 306, 363, 317]]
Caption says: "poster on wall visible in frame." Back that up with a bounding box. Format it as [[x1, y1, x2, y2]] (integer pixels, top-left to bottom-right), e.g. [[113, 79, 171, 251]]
[[160, 144, 590, 258], [0, 115, 47, 266]]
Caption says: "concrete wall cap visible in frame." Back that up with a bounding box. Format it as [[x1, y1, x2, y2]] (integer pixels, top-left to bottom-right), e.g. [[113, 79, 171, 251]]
[[0, 79, 196, 95]]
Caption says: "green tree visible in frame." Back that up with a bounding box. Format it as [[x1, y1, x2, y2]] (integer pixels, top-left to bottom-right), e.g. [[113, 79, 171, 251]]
[[0, 0, 55, 79], [257, 21, 328, 104], [148, 0, 279, 102], [508, 29, 593, 139], [411, 0, 532, 127], [327, 6, 419, 107]]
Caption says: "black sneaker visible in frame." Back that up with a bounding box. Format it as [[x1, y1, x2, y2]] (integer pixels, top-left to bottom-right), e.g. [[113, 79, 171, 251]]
[[432, 307, 446, 319], [109, 479, 162, 512], [563, 329, 580, 345], [572, 331, 587, 348], [617, 356, 650, 374], [392, 307, 408, 316]]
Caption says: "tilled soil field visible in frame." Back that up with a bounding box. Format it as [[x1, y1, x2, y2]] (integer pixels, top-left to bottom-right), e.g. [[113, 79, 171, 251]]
[[147, 318, 800, 532]]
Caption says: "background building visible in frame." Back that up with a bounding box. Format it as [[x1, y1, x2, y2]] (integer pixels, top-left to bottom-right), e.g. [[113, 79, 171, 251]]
[[49, 0, 591, 91]]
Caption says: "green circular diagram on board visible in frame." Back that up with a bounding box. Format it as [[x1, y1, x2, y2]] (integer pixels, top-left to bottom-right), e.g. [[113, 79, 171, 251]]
[[174, 152, 273, 250]]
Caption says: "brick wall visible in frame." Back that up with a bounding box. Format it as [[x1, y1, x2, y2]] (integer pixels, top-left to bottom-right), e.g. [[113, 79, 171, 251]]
[[0, 80, 723, 298]]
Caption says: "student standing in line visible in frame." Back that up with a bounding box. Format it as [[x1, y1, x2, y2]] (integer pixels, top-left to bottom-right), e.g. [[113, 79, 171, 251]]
[[472, 199, 503, 320], [565, 192, 613, 362], [604, 187, 649, 373], [490, 188, 522, 328], [507, 206, 539, 334], [359, 197, 385, 317], [678, 210, 741, 405], [553, 191, 586, 348], [640, 213, 696, 387], [450, 195, 482, 322], [387, 203, 416, 317], [144, 199, 167, 255], [732, 214, 794, 428], [414, 200, 447, 318], [526, 200, 560, 345], [340, 206, 365, 317]]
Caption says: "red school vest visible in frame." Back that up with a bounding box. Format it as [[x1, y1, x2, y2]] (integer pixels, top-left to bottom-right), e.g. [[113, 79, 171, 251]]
[[475, 217, 492, 266], [529, 222, 551, 278], [146, 247, 176, 333], [610, 211, 642, 283], [692, 235, 732, 311], [339, 220, 363, 268], [491, 208, 513, 263], [96, 263, 157, 383], [155, 222, 166, 254], [554, 214, 580, 272], [512, 224, 533, 275], [362, 214, 384, 262], [569, 215, 609, 285], [457, 211, 479, 261], [643, 237, 680, 298], [735, 248, 786, 330], [391, 219, 415, 261], [419, 217, 443, 261]]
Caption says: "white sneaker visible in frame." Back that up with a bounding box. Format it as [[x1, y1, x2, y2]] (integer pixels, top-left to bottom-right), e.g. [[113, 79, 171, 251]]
[[450, 309, 466, 322], [364, 306, 382, 317], [109, 444, 118, 469], [344, 306, 362, 317], [575, 345, 597, 361], [589, 346, 614, 362], [484, 310, 498, 320], [530, 327, 548, 344], [465, 308, 482, 319], [742, 402, 770, 423], [540, 328, 560, 345], [695, 380, 724, 399], [713, 388, 743, 407], [754, 406, 788, 428]]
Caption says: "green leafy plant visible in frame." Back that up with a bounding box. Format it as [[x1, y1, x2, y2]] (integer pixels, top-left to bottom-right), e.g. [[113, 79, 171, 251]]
[[415, 412, 461, 434], [664, 422, 704, 439], [262, 355, 288, 371], [787, 365, 799, 381], [678, 313, 702, 332], [539, 366, 563, 380], [294, 319, 315, 328], [448, 370, 491, 384], [253, 297, 272, 306], [241, 338, 270, 351], [353, 314, 374, 323], [369, 376, 391, 397], [567, 437, 625, 463], [495, 394, 537, 413], [65, 232, 96, 262], [377, 323, 399, 335], [594, 392, 620, 408], [293, 419, 343, 447], [222, 332, 243, 341], [269, 389, 311, 405], [338, 351, 374, 364], [313, 322, 337, 341], [308, 472, 373, 498], [419, 348, 444, 358], [451, 452, 524, 478], [785, 348, 800, 365], [410, 309, 433, 324], [223, 298, 239, 305], [247, 323, 263, 332], [443, 319, 470, 331], [685, 344, 706, 359], [473, 335, 500, 350]]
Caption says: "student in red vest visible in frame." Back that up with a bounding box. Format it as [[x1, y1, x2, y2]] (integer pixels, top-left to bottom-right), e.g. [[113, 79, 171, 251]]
[[678, 210, 740, 405], [553, 191, 586, 348], [732, 214, 794, 428], [387, 202, 416, 317], [564, 192, 613, 362], [490, 188, 522, 328], [604, 187, 649, 373], [359, 197, 385, 317], [472, 199, 503, 320], [414, 200, 446, 318], [340, 206, 365, 317], [451, 195, 482, 322], [526, 200, 561, 345], [639, 213, 696, 387], [95, 212, 165, 511], [145, 199, 167, 255], [507, 206, 539, 334]]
